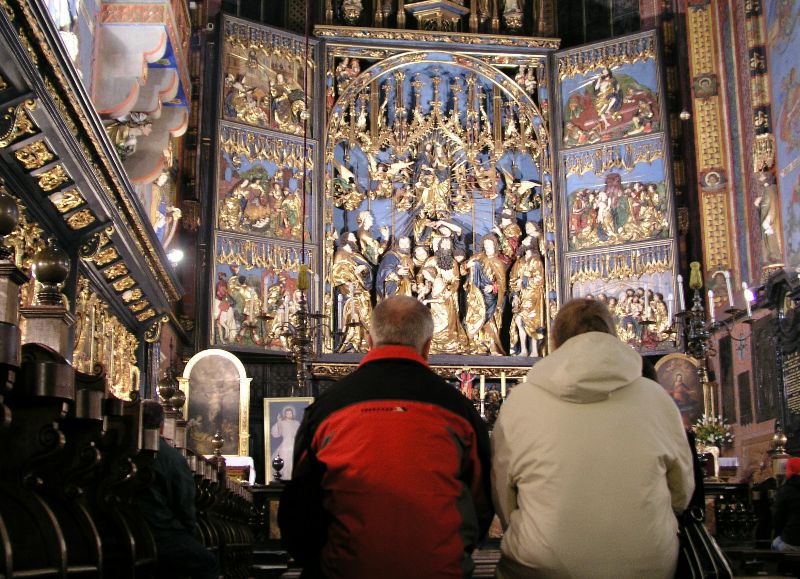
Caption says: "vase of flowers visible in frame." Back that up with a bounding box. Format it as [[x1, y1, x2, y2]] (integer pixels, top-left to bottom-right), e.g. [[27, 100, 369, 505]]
[[692, 415, 734, 479]]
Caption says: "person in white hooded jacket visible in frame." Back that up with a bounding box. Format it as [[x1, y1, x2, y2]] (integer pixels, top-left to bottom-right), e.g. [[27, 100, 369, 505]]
[[491, 298, 694, 579]]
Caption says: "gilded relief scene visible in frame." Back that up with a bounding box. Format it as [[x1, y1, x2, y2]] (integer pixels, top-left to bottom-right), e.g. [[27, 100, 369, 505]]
[[221, 17, 314, 136], [559, 36, 660, 148], [568, 244, 677, 353], [323, 51, 554, 358], [217, 124, 312, 242], [563, 137, 670, 251], [213, 234, 315, 351]]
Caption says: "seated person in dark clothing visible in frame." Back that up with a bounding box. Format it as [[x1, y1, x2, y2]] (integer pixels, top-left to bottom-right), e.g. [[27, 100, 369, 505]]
[[137, 400, 219, 578], [773, 457, 800, 552]]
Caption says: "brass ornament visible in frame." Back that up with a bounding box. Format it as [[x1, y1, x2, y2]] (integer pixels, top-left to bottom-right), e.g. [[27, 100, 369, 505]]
[[0, 99, 37, 148], [36, 165, 70, 192], [143, 314, 170, 343], [49, 189, 85, 213], [93, 246, 119, 267], [102, 263, 128, 280], [111, 276, 135, 292], [79, 226, 115, 261], [14, 140, 53, 170], [135, 308, 155, 322], [128, 299, 149, 312], [65, 208, 96, 229]]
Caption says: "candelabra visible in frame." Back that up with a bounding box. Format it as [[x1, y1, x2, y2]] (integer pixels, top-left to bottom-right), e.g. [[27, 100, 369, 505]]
[[675, 262, 716, 402], [259, 265, 336, 396], [458, 371, 509, 428]]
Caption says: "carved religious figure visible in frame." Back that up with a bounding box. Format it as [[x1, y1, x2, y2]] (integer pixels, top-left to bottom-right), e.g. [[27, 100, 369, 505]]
[[420, 237, 469, 354], [464, 234, 507, 355], [754, 171, 783, 264], [509, 244, 545, 357], [356, 210, 390, 266], [376, 236, 415, 300], [331, 232, 373, 352]]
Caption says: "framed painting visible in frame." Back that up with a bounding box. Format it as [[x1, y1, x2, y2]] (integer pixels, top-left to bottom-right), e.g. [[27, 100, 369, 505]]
[[264, 397, 313, 483], [654, 353, 705, 429], [180, 348, 251, 457]]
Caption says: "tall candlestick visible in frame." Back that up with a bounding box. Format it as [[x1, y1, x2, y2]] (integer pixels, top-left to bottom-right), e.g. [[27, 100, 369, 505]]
[[723, 270, 734, 307], [500, 371, 507, 398], [479, 374, 485, 400], [708, 290, 716, 323], [743, 282, 753, 317], [677, 275, 685, 311]]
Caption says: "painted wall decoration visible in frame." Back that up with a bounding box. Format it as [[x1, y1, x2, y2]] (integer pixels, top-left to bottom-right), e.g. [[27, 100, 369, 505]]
[[322, 49, 554, 357], [217, 123, 313, 242], [212, 233, 315, 352], [558, 35, 660, 148], [562, 137, 670, 251], [568, 243, 677, 352], [765, 0, 800, 270], [221, 16, 315, 137]]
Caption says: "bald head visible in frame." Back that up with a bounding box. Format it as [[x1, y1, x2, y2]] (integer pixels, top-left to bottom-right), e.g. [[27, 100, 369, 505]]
[[369, 296, 434, 356]]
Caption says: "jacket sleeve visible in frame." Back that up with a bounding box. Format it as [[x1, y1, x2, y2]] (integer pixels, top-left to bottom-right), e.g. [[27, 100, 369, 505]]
[[665, 406, 695, 513], [165, 444, 198, 533], [490, 409, 517, 529], [277, 405, 329, 567], [464, 402, 494, 540]]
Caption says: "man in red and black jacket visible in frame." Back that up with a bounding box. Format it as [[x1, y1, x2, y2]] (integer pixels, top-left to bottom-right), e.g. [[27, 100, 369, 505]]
[[278, 295, 493, 578]]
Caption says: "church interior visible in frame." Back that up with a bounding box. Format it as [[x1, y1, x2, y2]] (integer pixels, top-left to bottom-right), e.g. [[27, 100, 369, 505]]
[[0, 0, 799, 575]]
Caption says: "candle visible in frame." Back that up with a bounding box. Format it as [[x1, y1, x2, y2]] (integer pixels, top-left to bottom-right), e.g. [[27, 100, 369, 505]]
[[708, 290, 716, 323], [500, 371, 507, 398], [723, 270, 734, 307], [479, 375, 485, 400], [743, 282, 753, 317], [677, 275, 685, 311], [667, 292, 674, 322]]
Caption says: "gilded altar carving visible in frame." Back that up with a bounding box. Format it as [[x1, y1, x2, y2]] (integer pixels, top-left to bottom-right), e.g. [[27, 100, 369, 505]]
[[135, 308, 155, 322], [213, 234, 316, 351], [217, 124, 313, 242], [323, 50, 554, 356], [701, 192, 731, 271], [0, 99, 37, 148], [93, 247, 120, 267], [14, 140, 53, 170], [111, 276, 135, 292], [73, 276, 140, 400], [221, 16, 315, 136]]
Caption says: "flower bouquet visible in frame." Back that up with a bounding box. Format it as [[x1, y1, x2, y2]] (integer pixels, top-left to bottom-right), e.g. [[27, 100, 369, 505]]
[[692, 414, 735, 448]]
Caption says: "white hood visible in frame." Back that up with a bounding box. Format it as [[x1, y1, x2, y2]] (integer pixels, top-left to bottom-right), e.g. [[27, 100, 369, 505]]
[[525, 331, 643, 403]]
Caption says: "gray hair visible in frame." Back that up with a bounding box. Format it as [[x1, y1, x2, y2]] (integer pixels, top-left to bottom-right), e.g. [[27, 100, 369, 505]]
[[369, 295, 433, 353]]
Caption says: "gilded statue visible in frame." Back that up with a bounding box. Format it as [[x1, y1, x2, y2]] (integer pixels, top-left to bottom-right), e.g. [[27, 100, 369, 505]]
[[464, 234, 507, 355], [376, 236, 415, 300], [332, 232, 373, 353], [333, 160, 366, 210], [105, 112, 152, 160], [420, 237, 469, 354], [493, 208, 522, 265], [509, 244, 545, 357], [356, 210, 390, 266]]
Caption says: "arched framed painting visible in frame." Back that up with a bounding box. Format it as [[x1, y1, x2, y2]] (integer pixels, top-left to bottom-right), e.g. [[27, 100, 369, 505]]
[[179, 348, 251, 456]]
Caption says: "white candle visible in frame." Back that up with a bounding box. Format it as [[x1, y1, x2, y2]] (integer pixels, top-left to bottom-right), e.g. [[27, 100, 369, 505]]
[[501, 371, 507, 398], [677, 275, 685, 311], [723, 270, 734, 307], [743, 282, 753, 318], [667, 293, 674, 322], [708, 290, 716, 323], [480, 375, 485, 400]]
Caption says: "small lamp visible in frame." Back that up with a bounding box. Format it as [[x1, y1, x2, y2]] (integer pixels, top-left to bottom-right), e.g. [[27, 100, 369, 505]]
[[770, 421, 791, 484]]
